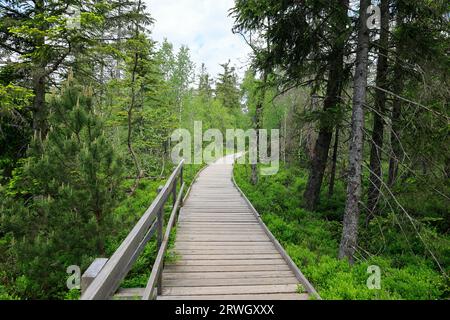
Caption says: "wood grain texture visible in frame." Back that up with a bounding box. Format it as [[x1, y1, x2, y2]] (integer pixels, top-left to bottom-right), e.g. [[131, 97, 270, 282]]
[[159, 155, 310, 300]]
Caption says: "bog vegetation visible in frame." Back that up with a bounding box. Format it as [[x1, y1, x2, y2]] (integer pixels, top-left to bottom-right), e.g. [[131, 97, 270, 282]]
[[0, 0, 448, 299]]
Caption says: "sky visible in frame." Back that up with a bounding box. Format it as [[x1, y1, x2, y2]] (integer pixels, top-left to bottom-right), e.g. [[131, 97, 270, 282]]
[[145, 0, 252, 80]]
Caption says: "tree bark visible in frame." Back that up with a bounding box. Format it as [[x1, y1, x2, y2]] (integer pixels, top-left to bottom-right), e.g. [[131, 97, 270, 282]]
[[32, 73, 46, 137], [251, 74, 266, 185], [31, 0, 47, 139], [328, 127, 339, 198], [339, 0, 370, 263], [387, 16, 405, 187], [367, 0, 390, 221], [303, 0, 348, 210]]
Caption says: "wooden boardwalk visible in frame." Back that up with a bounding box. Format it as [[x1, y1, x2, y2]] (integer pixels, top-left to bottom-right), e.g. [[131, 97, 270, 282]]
[[157, 155, 315, 300]]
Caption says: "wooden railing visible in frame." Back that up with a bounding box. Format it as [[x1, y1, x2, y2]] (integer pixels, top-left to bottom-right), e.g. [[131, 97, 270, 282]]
[[80, 160, 185, 300]]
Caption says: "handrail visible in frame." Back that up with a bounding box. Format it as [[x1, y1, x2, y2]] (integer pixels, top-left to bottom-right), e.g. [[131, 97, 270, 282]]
[[81, 160, 185, 300], [142, 182, 185, 300], [231, 155, 322, 300]]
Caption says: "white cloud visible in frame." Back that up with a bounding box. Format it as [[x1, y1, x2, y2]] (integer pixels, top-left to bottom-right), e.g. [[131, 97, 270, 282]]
[[145, 0, 252, 80]]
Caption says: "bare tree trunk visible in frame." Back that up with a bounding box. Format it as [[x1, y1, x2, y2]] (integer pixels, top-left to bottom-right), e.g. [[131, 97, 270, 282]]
[[251, 18, 272, 185], [387, 15, 405, 187], [339, 0, 370, 263], [32, 73, 46, 137], [303, 0, 348, 210], [328, 127, 339, 198], [31, 0, 47, 139], [367, 0, 390, 221], [251, 83, 264, 185]]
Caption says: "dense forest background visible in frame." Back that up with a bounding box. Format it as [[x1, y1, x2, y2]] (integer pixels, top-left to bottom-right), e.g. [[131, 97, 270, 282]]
[[0, 0, 448, 299]]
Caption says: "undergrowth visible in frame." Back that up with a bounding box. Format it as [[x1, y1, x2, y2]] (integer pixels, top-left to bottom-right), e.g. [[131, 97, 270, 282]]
[[233, 163, 449, 300]]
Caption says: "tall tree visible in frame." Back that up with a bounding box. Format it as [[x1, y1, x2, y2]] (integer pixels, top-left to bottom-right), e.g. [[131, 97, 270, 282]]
[[123, 0, 153, 192], [367, 0, 390, 219], [215, 60, 241, 110], [303, 0, 350, 210], [339, 0, 371, 263], [198, 63, 213, 99], [232, 0, 352, 208]]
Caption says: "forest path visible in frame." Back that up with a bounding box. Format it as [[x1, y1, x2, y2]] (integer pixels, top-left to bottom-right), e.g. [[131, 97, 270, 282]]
[[156, 154, 316, 300]]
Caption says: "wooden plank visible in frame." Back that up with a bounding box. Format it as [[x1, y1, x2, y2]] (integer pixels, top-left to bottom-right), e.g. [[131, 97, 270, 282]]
[[158, 293, 309, 300], [231, 173, 322, 300], [174, 243, 276, 249], [179, 219, 258, 223], [177, 227, 263, 232], [81, 258, 109, 295], [177, 226, 263, 230], [178, 223, 260, 227], [175, 236, 269, 242], [162, 271, 295, 280], [177, 234, 269, 242], [164, 277, 298, 287], [177, 254, 282, 260], [142, 182, 185, 300], [170, 249, 278, 255], [180, 215, 256, 218], [162, 284, 299, 296], [113, 288, 143, 300], [163, 265, 291, 272], [176, 232, 267, 236], [170, 259, 285, 266], [181, 212, 254, 215], [177, 225, 262, 229]]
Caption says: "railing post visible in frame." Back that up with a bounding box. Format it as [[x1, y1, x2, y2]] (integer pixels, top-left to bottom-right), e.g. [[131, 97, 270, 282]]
[[180, 164, 184, 206], [156, 186, 163, 296], [172, 178, 177, 208], [180, 164, 184, 187]]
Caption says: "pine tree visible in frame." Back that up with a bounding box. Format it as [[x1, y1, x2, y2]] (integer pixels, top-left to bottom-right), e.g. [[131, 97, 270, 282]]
[[215, 60, 241, 110], [1, 77, 123, 298]]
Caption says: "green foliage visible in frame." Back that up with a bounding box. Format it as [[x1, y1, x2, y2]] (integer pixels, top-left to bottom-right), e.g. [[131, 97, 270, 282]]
[[234, 163, 448, 300], [215, 61, 242, 111], [0, 81, 124, 299]]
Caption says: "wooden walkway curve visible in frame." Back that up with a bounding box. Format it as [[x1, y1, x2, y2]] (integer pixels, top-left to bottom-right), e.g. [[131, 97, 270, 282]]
[[157, 154, 318, 300], [81, 154, 319, 300]]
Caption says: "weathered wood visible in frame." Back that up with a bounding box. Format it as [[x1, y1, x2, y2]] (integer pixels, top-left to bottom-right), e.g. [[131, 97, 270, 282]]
[[113, 288, 144, 300], [171, 248, 278, 255], [81, 258, 109, 295], [163, 265, 291, 273], [158, 293, 309, 300], [162, 284, 299, 296], [84, 155, 318, 301], [164, 277, 298, 287], [157, 154, 317, 300], [142, 182, 185, 300], [174, 242, 276, 249], [163, 270, 295, 280], [81, 160, 184, 300], [171, 259, 286, 266], [177, 235, 267, 239], [177, 254, 282, 260], [231, 162, 322, 300]]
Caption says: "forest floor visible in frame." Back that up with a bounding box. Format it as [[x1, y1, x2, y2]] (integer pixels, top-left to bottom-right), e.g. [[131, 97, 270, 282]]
[[233, 164, 449, 300]]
